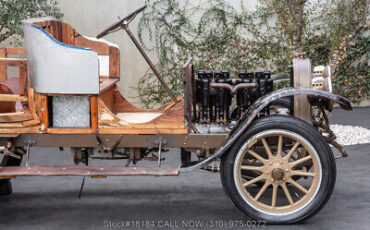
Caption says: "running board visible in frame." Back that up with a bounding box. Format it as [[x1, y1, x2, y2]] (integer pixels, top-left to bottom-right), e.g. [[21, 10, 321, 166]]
[[0, 166, 179, 178]]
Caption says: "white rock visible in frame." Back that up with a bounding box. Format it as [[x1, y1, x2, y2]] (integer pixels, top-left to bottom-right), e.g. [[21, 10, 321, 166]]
[[330, 124, 370, 146]]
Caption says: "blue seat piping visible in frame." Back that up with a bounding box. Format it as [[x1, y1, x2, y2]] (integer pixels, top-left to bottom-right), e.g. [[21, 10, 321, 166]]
[[30, 24, 93, 51]]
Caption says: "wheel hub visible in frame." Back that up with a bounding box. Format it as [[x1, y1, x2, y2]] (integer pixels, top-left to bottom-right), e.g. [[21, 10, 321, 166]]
[[271, 168, 284, 180]]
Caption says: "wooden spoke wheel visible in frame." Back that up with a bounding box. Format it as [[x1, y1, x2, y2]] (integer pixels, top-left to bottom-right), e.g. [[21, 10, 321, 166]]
[[220, 116, 336, 224], [236, 130, 320, 214]]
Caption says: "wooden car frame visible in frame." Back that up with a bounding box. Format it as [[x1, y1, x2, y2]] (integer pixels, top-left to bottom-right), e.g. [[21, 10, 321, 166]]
[[0, 6, 352, 224]]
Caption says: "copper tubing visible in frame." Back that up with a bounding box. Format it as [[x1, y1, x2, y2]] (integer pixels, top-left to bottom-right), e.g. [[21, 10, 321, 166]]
[[210, 82, 258, 96]]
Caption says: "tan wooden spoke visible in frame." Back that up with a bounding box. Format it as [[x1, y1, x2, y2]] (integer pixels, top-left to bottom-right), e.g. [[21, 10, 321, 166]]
[[254, 181, 270, 201], [271, 184, 278, 207], [236, 131, 320, 214], [288, 179, 308, 194], [243, 174, 265, 187], [284, 142, 300, 160], [291, 170, 315, 177], [281, 183, 294, 205], [276, 135, 283, 158], [289, 155, 312, 168], [241, 165, 264, 172], [261, 138, 273, 159], [247, 149, 267, 163]]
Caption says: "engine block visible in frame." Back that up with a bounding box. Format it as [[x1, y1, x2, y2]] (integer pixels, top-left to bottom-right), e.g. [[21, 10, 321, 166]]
[[195, 70, 274, 125]]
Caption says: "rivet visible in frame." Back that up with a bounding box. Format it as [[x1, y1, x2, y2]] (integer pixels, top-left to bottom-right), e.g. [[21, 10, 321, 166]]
[[280, 161, 283, 164]]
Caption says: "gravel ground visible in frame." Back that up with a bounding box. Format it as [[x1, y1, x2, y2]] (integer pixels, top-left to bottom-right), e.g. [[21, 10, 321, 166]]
[[330, 124, 370, 145]]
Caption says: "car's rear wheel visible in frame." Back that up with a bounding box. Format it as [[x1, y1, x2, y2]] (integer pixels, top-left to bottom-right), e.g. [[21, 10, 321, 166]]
[[220, 116, 336, 224]]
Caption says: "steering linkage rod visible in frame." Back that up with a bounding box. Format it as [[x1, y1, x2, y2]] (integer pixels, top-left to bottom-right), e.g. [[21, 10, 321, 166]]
[[122, 25, 178, 103]]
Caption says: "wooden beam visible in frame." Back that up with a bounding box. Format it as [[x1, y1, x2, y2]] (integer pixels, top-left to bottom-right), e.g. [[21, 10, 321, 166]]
[[0, 125, 42, 133], [3, 48, 26, 55], [27, 88, 39, 121], [90, 96, 98, 131], [40, 95, 48, 131], [46, 128, 94, 134], [19, 65, 27, 95], [75, 36, 110, 55], [0, 58, 27, 67], [0, 49, 6, 82], [0, 166, 179, 177], [0, 111, 33, 123], [0, 94, 28, 102], [99, 78, 118, 94], [109, 46, 120, 78]]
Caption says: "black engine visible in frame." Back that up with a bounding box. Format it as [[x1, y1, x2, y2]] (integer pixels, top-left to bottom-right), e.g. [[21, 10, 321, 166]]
[[195, 70, 274, 124]]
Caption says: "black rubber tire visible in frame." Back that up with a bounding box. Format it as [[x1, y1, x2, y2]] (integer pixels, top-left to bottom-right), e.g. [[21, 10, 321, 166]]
[[0, 147, 24, 195], [220, 116, 336, 224]]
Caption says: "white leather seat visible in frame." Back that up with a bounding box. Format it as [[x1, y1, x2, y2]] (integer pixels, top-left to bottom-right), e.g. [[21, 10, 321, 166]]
[[22, 18, 99, 94]]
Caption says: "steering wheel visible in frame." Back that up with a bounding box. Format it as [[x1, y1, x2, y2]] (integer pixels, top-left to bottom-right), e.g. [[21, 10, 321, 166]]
[[96, 5, 147, 39]]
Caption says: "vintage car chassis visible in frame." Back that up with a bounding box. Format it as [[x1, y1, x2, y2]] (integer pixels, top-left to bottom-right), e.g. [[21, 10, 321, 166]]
[[0, 6, 353, 224]]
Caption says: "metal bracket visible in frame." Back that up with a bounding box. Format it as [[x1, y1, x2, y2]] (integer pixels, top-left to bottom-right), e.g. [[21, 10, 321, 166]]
[[25, 140, 35, 167], [155, 137, 167, 167], [96, 135, 123, 153], [158, 139, 162, 167]]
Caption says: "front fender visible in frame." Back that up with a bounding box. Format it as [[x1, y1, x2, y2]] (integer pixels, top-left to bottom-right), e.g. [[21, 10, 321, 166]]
[[180, 87, 352, 172]]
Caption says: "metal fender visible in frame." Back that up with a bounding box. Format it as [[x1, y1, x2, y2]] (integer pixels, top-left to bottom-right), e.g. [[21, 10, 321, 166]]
[[180, 87, 352, 172]]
